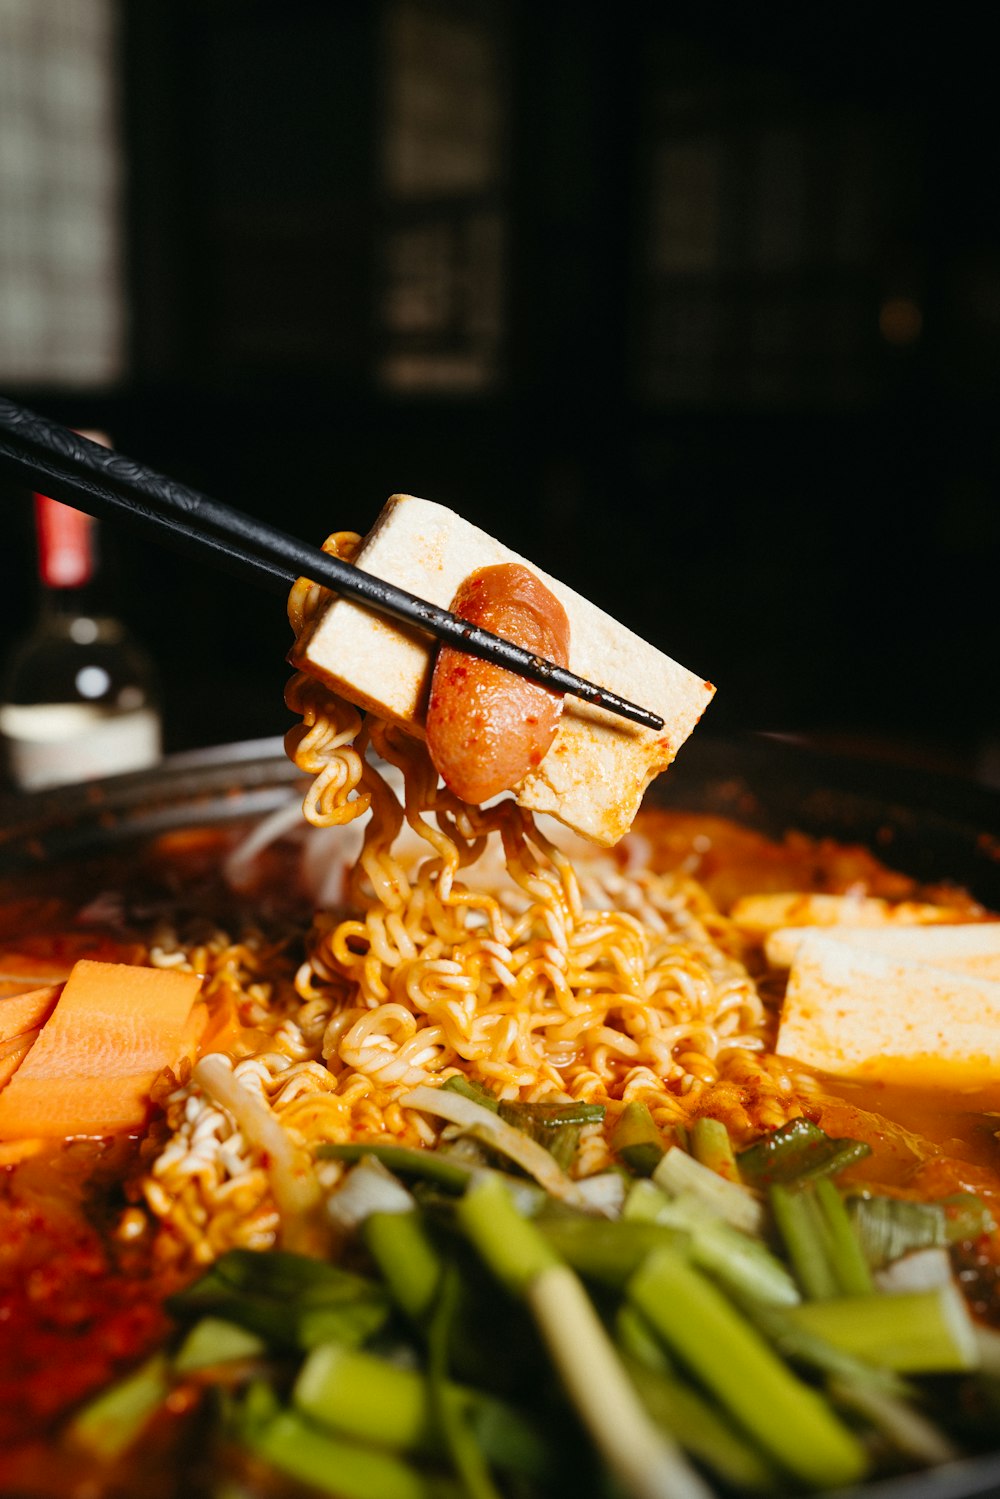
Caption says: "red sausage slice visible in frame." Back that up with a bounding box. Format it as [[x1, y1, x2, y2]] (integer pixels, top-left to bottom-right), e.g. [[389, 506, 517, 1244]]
[[426, 563, 571, 804]]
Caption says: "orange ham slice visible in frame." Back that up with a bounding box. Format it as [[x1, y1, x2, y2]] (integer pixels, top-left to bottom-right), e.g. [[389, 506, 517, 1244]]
[[426, 563, 570, 804]]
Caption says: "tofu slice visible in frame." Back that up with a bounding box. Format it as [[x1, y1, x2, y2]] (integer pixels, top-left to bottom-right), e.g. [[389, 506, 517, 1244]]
[[776, 931, 1000, 1101], [291, 494, 715, 844], [767, 921, 1000, 974], [731, 891, 955, 939]]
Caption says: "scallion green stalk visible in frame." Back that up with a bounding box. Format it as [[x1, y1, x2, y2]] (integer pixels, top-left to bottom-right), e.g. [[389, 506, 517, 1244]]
[[363, 1209, 442, 1324], [625, 1178, 800, 1308], [624, 1357, 778, 1492], [247, 1409, 456, 1499], [627, 1248, 868, 1489], [457, 1175, 713, 1499], [611, 1101, 667, 1176], [653, 1147, 764, 1235], [814, 1177, 874, 1296], [318, 1141, 473, 1192], [174, 1316, 266, 1374], [770, 1182, 839, 1300], [293, 1340, 550, 1480], [66, 1353, 171, 1461], [827, 1374, 960, 1466], [427, 1265, 503, 1499], [736, 1118, 870, 1187], [536, 1214, 686, 1287], [786, 1282, 980, 1373], [690, 1117, 740, 1181], [168, 1247, 389, 1351]]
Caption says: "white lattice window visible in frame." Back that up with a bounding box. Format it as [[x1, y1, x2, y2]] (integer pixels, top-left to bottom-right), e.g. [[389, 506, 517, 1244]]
[[0, 0, 125, 386]]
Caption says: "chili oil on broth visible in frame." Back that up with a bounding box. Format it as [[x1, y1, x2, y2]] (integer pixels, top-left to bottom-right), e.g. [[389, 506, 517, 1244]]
[[1, 800, 999, 1496]]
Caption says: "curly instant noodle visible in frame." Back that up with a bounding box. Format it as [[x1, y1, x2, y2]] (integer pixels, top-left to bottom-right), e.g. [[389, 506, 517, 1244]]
[[142, 536, 798, 1258]]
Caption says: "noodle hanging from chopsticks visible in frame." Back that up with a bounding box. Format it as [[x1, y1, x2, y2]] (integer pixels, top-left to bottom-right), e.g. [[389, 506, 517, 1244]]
[[141, 535, 798, 1260]]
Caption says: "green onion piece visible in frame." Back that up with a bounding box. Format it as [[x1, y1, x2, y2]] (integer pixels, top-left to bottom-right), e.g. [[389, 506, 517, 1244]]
[[739, 1299, 909, 1393], [498, 1099, 605, 1128], [428, 1265, 504, 1499], [847, 1194, 947, 1269], [497, 1099, 605, 1172], [625, 1356, 778, 1492], [827, 1373, 961, 1466], [295, 1342, 437, 1453], [775, 1180, 889, 1300], [441, 1076, 499, 1111], [770, 1183, 839, 1300], [236, 1376, 282, 1440], [624, 1178, 799, 1307], [623, 1178, 673, 1223], [174, 1316, 267, 1374], [67, 1353, 170, 1461], [627, 1249, 868, 1489], [317, 1142, 472, 1193], [536, 1215, 686, 1288], [456, 1175, 560, 1297], [293, 1340, 550, 1481], [653, 1147, 764, 1235], [246, 1408, 455, 1499], [610, 1102, 667, 1177], [616, 1303, 674, 1373], [847, 1192, 996, 1270], [402, 1085, 587, 1205], [787, 1282, 981, 1373], [814, 1178, 874, 1295], [695, 1214, 801, 1308], [691, 1117, 740, 1181], [168, 1247, 388, 1351], [458, 1175, 713, 1499], [737, 1118, 870, 1187], [363, 1209, 443, 1324]]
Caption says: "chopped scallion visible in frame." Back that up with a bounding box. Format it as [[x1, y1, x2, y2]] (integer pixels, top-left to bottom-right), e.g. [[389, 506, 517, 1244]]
[[786, 1282, 981, 1373], [653, 1147, 764, 1236], [690, 1117, 740, 1181], [627, 1248, 868, 1489], [67, 1353, 171, 1461], [610, 1101, 667, 1177], [736, 1118, 870, 1188], [245, 1408, 454, 1499]]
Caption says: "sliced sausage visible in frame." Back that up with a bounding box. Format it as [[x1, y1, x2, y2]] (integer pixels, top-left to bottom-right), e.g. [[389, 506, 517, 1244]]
[[426, 563, 570, 804]]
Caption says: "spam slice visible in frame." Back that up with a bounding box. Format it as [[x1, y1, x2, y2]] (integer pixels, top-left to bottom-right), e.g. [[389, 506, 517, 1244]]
[[291, 495, 715, 844], [776, 932, 1000, 1101]]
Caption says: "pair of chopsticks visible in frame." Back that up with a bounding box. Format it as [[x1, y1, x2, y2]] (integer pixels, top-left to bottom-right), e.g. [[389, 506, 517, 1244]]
[[0, 398, 664, 731]]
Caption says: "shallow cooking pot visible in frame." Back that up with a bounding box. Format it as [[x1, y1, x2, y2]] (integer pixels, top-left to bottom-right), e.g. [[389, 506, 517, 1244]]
[[1, 730, 998, 904], [1, 731, 1000, 1499]]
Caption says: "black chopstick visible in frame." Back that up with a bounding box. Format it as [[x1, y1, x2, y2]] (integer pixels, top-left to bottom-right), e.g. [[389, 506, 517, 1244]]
[[0, 398, 664, 732]]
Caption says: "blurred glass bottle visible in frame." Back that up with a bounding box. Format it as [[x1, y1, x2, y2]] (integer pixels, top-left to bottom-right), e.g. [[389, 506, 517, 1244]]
[[0, 433, 162, 791]]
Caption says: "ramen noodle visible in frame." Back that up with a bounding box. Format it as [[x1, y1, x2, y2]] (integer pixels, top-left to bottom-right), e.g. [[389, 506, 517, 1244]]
[[139, 538, 799, 1259]]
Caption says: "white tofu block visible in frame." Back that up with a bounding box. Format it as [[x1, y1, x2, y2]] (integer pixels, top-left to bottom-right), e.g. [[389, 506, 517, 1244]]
[[776, 931, 1000, 1101], [767, 921, 1000, 974], [731, 891, 954, 939], [292, 495, 715, 844]]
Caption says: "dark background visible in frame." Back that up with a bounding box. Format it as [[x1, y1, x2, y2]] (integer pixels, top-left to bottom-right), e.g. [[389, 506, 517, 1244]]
[[3, 2, 999, 779]]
